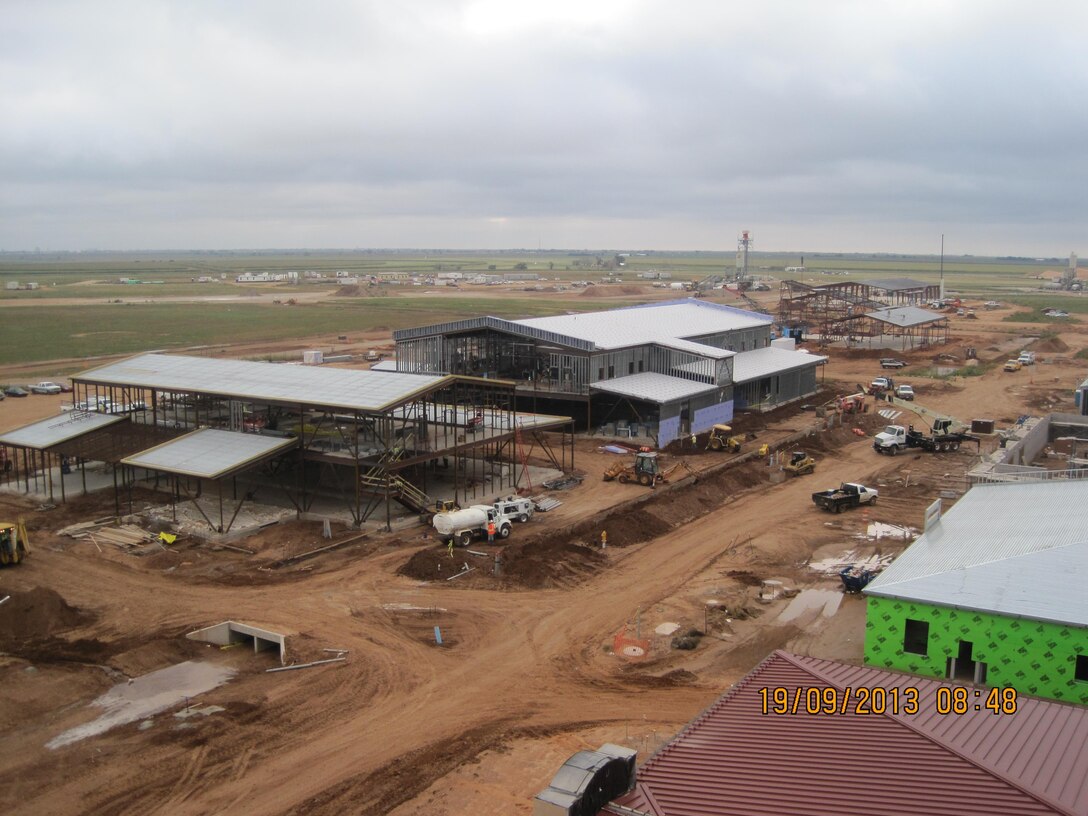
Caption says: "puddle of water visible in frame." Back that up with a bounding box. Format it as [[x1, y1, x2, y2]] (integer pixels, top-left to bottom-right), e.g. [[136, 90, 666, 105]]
[[778, 589, 842, 624], [47, 661, 235, 750]]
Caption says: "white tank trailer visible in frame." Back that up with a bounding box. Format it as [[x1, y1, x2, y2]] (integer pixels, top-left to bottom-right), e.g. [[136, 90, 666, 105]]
[[432, 505, 512, 547]]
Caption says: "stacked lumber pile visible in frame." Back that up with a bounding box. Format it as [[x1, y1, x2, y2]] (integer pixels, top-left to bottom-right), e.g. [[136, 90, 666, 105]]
[[58, 519, 156, 551]]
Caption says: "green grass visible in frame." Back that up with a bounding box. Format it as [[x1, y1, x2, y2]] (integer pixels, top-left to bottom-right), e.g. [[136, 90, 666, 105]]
[[0, 296, 628, 366]]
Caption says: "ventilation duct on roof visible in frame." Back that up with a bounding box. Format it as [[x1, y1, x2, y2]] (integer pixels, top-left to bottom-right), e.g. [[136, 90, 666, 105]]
[[533, 743, 637, 816]]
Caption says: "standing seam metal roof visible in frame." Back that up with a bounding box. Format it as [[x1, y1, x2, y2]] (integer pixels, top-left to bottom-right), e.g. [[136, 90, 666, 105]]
[[866, 306, 947, 327], [0, 411, 124, 450], [732, 347, 828, 383], [603, 650, 1085, 816], [74, 353, 451, 413], [515, 299, 771, 351], [120, 428, 297, 479], [864, 481, 1088, 626]]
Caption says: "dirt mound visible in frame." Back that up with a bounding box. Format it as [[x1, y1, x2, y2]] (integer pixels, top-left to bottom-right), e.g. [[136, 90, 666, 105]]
[[397, 539, 606, 589], [0, 587, 90, 642], [579, 287, 605, 297], [334, 285, 361, 296], [1034, 337, 1069, 352]]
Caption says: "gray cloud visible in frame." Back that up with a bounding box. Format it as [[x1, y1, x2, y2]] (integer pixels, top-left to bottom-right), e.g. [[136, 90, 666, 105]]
[[2, 0, 1087, 253]]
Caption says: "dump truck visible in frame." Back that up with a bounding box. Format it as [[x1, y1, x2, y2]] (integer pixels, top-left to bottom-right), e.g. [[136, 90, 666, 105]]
[[602, 451, 696, 487], [432, 505, 512, 547], [873, 419, 979, 455], [812, 482, 878, 513], [0, 521, 29, 566], [706, 424, 743, 452], [781, 451, 816, 476]]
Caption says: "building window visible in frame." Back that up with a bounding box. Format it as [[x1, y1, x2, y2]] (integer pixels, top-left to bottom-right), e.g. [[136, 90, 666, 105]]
[[1076, 654, 1088, 683], [638, 360, 644, 372], [628, 362, 634, 374], [608, 365, 614, 378], [903, 619, 929, 655], [598, 367, 604, 380]]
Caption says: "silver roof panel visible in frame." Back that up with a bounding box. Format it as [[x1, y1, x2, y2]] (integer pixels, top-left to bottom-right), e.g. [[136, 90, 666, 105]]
[[591, 372, 718, 403], [0, 411, 124, 450], [516, 299, 771, 351], [866, 306, 946, 327], [733, 347, 827, 384], [121, 428, 297, 479], [865, 481, 1088, 626], [76, 353, 449, 412]]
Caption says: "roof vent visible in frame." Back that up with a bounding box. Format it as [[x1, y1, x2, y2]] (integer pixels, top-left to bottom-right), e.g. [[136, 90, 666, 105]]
[[533, 743, 637, 816]]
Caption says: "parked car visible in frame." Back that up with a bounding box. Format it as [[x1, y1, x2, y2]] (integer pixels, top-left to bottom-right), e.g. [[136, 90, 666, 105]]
[[1017, 351, 1036, 365], [3, 386, 29, 397], [1003, 360, 1022, 372], [879, 358, 907, 369], [895, 384, 915, 401], [28, 381, 63, 394]]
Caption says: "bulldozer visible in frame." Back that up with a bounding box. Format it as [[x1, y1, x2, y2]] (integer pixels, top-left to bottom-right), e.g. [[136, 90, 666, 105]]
[[707, 424, 743, 453], [0, 520, 29, 566], [781, 451, 816, 477], [602, 451, 697, 487]]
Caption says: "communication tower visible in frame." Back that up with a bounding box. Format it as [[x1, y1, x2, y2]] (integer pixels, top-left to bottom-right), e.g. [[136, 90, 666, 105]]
[[735, 230, 752, 282]]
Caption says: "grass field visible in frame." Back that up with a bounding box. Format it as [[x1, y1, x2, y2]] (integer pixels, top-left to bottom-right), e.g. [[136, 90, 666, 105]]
[[0, 296, 626, 366], [1, 249, 1084, 367]]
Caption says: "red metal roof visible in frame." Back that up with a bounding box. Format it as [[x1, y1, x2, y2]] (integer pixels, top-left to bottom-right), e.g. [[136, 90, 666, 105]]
[[601, 651, 1088, 816]]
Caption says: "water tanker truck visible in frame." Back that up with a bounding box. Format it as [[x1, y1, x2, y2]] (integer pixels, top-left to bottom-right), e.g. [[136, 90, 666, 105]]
[[432, 505, 513, 547]]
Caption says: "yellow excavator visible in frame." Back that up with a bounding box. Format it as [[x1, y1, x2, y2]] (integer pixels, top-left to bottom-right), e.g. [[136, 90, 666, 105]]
[[0, 520, 30, 566]]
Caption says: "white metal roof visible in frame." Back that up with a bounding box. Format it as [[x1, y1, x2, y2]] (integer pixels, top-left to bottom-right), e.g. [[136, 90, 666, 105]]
[[653, 338, 735, 359], [865, 481, 1088, 627], [0, 411, 124, 450], [867, 306, 946, 328], [515, 299, 771, 351], [590, 372, 718, 403], [75, 353, 449, 412], [121, 428, 297, 479], [858, 277, 932, 292], [732, 347, 827, 384]]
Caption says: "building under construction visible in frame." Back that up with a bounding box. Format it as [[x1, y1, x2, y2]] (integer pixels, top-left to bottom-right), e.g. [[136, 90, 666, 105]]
[[777, 277, 946, 349], [0, 354, 574, 532]]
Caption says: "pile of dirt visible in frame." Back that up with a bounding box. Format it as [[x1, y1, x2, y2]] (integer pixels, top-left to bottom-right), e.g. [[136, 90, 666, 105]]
[[499, 538, 607, 589], [334, 285, 361, 296], [0, 587, 90, 642], [397, 538, 606, 589], [1033, 336, 1070, 352]]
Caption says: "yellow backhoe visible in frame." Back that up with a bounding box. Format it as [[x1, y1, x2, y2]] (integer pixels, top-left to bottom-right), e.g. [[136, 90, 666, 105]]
[[602, 452, 697, 487], [0, 520, 30, 566]]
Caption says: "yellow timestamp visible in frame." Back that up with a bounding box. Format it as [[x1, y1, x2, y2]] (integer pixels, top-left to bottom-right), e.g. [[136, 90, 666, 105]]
[[758, 685, 1018, 716]]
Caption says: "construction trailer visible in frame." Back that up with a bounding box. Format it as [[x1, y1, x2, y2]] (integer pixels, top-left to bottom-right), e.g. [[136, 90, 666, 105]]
[[0, 353, 575, 531]]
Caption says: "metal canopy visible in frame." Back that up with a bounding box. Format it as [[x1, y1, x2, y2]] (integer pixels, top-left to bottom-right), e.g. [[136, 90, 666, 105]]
[[121, 429, 297, 480], [0, 411, 125, 450], [866, 306, 946, 327], [590, 372, 718, 403], [733, 347, 828, 384], [75, 353, 451, 413]]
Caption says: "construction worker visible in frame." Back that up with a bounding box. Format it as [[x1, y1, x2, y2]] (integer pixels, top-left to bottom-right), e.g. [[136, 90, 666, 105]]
[[601, 530, 608, 549], [690, 433, 697, 447], [447, 538, 455, 558], [487, 519, 496, 544]]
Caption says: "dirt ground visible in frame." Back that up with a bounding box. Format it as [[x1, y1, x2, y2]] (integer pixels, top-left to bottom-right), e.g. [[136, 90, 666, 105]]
[[0, 295, 1085, 815]]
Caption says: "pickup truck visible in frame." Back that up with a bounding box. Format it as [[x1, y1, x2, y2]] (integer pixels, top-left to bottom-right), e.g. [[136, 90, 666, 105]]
[[28, 381, 63, 394], [812, 482, 878, 513], [879, 358, 907, 369]]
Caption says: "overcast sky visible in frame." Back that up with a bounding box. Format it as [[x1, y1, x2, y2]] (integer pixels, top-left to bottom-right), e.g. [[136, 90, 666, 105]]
[[2, 1, 1086, 255]]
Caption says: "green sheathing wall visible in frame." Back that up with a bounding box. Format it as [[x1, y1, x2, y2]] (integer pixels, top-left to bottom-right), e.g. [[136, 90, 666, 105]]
[[864, 595, 1088, 705]]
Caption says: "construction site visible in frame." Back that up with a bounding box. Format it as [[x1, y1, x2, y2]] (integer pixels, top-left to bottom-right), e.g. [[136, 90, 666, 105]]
[[1, 289, 1087, 815]]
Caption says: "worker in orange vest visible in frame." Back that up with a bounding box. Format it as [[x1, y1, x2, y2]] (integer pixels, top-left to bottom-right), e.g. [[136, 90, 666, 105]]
[[487, 519, 496, 543]]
